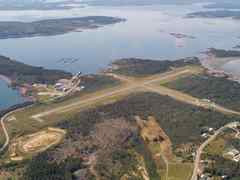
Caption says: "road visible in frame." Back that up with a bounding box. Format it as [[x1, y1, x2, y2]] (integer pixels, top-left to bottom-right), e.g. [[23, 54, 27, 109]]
[[0, 104, 33, 153], [190, 122, 240, 180], [0, 113, 10, 152]]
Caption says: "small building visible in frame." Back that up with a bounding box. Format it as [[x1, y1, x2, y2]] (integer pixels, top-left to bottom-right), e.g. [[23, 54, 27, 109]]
[[221, 175, 228, 179], [202, 99, 211, 103], [200, 174, 211, 180], [226, 149, 239, 157], [33, 83, 47, 88], [225, 148, 240, 162], [233, 154, 240, 162], [201, 133, 208, 138]]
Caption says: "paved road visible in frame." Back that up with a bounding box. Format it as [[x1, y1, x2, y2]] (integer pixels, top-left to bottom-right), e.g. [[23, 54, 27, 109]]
[[0, 113, 10, 152], [0, 104, 33, 153], [190, 122, 240, 180]]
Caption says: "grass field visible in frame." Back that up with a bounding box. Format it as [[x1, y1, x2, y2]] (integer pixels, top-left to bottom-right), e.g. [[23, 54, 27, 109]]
[[204, 137, 226, 156], [168, 163, 193, 180]]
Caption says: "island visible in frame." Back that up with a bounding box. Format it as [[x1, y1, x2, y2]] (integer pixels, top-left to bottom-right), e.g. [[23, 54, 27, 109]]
[[0, 16, 125, 39], [207, 48, 240, 58], [203, 2, 240, 10], [170, 33, 196, 39], [186, 10, 240, 19], [233, 45, 240, 49]]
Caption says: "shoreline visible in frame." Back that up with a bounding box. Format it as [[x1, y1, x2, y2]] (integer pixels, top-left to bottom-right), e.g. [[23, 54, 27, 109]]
[[0, 75, 12, 85], [200, 54, 240, 82]]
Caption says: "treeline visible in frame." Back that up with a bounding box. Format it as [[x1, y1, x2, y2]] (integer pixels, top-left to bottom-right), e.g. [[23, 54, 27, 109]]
[[110, 57, 200, 77], [0, 55, 72, 85]]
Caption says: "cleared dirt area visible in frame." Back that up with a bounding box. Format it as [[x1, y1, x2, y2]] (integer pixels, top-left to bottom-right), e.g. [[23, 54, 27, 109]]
[[136, 116, 194, 180], [8, 127, 65, 161], [136, 116, 173, 180], [136, 116, 174, 161]]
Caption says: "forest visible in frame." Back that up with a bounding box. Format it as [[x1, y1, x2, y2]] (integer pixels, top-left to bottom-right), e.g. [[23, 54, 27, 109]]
[[109, 57, 200, 77], [0, 16, 125, 39], [165, 73, 240, 111], [14, 92, 240, 180]]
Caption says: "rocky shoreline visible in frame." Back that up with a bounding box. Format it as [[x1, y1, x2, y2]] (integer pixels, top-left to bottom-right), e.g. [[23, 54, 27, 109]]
[[0, 75, 11, 85], [201, 53, 240, 82], [0, 74, 34, 102]]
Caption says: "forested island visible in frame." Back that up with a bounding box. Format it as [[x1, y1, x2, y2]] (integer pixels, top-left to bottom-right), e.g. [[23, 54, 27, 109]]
[[207, 48, 240, 58], [203, 2, 240, 10], [0, 16, 125, 39], [186, 10, 240, 19]]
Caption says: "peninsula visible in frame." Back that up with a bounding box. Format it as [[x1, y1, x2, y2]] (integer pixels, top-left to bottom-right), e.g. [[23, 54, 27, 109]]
[[0, 55, 72, 96]]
